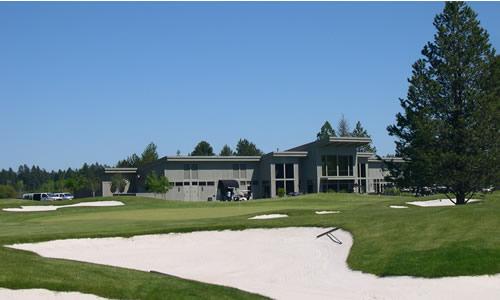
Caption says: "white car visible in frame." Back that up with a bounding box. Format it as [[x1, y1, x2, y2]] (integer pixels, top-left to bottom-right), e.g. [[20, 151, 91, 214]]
[[54, 193, 74, 200], [48, 193, 63, 200]]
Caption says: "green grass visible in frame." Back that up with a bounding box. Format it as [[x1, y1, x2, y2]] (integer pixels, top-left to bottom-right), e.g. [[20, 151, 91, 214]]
[[0, 192, 499, 299]]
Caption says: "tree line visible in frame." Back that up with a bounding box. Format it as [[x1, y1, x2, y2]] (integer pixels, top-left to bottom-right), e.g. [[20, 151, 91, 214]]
[[0, 163, 106, 198]]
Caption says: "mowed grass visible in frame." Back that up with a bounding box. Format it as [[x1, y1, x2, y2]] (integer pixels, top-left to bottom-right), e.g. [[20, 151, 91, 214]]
[[0, 192, 499, 299]]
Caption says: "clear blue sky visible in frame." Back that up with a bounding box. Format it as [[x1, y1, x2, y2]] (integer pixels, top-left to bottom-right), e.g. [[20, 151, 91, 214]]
[[1, 2, 499, 171]]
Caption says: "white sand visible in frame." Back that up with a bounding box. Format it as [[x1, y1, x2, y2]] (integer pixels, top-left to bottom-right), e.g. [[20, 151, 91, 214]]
[[315, 211, 340, 214], [8, 228, 500, 300], [407, 198, 480, 207], [3, 201, 124, 212], [248, 214, 288, 219], [0, 288, 105, 299], [390, 205, 408, 209]]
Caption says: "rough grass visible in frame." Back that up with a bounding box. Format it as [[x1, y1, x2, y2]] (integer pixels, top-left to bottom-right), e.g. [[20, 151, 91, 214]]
[[0, 192, 499, 299]]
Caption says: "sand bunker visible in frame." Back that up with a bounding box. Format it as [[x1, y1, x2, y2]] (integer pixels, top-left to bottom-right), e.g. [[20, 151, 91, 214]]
[[0, 288, 105, 299], [407, 199, 480, 207], [315, 211, 340, 214], [248, 214, 288, 220], [8, 228, 500, 300], [2, 201, 124, 212], [390, 205, 408, 209]]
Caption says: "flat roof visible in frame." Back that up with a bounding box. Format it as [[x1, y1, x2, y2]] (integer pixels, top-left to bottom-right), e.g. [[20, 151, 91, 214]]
[[165, 156, 261, 162], [105, 168, 138, 174], [270, 151, 308, 158]]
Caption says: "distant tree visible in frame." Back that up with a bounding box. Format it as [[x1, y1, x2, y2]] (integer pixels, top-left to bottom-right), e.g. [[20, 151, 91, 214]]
[[316, 121, 336, 141], [191, 141, 215, 156], [140, 142, 159, 165], [145, 171, 170, 199], [219, 145, 234, 156], [337, 114, 351, 137], [0, 185, 17, 199], [387, 2, 498, 205], [351, 121, 377, 153], [176, 150, 181, 156], [110, 174, 127, 194], [235, 139, 264, 156], [64, 174, 87, 194]]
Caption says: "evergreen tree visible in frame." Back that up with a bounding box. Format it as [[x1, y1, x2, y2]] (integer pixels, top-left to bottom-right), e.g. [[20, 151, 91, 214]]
[[316, 121, 336, 141], [387, 2, 498, 204], [145, 171, 170, 199], [191, 141, 215, 156], [140, 142, 159, 165], [337, 114, 351, 137], [219, 144, 234, 156], [351, 121, 377, 153], [235, 139, 263, 156]]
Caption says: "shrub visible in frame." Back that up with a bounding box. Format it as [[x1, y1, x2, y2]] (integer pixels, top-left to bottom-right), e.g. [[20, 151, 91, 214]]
[[277, 188, 285, 197], [0, 185, 17, 199], [384, 187, 401, 196]]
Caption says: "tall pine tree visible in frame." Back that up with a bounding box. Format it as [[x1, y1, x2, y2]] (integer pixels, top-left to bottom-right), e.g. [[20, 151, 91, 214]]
[[387, 2, 498, 204]]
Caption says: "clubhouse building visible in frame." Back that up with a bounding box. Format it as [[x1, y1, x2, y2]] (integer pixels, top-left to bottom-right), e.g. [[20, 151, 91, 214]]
[[103, 137, 402, 201]]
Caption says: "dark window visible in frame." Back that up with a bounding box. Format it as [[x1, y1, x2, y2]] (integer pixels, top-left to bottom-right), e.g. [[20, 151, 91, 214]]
[[207, 181, 215, 186], [192, 181, 198, 186], [275, 163, 284, 179], [338, 156, 349, 176], [286, 181, 295, 194], [275, 180, 284, 193], [200, 181, 207, 186], [183, 181, 190, 186], [327, 155, 337, 176], [251, 180, 259, 185], [175, 182, 183, 186], [285, 164, 294, 179]]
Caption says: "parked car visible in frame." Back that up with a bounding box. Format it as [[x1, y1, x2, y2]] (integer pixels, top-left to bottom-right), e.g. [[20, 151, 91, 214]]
[[48, 193, 63, 200], [54, 192, 74, 200], [481, 186, 495, 193]]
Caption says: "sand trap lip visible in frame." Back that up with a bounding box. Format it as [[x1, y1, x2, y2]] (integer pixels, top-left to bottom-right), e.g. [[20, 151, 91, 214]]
[[2, 201, 124, 212], [407, 199, 480, 207], [390, 205, 408, 209], [8, 228, 500, 300], [248, 214, 288, 220], [0, 288, 105, 299], [315, 211, 340, 214]]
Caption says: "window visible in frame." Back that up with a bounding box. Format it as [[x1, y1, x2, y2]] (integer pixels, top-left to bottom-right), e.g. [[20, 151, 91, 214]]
[[199, 181, 207, 186], [286, 181, 295, 194], [285, 164, 294, 179], [338, 156, 349, 176], [175, 182, 183, 186], [275, 163, 284, 179], [251, 180, 259, 185], [207, 181, 215, 186], [192, 181, 198, 186], [183, 181, 190, 186], [327, 156, 337, 176], [275, 180, 284, 192], [358, 163, 366, 178]]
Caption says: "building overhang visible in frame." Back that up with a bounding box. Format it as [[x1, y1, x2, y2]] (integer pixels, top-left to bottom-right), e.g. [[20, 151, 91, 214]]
[[165, 156, 261, 162], [319, 137, 372, 147], [105, 168, 138, 174], [270, 151, 308, 158]]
